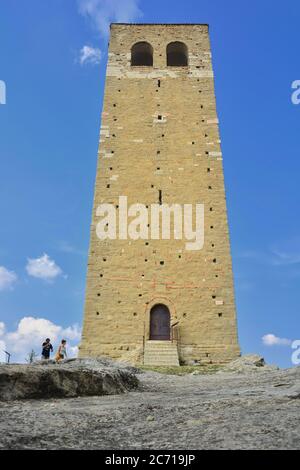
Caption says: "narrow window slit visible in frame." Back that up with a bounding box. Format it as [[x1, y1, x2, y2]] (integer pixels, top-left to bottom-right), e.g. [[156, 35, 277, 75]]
[[159, 189, 162, 205]]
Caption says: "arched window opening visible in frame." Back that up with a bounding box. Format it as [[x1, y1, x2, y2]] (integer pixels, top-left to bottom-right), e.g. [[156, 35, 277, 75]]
[[167, 42, 188, 66], [131, 42, 153, 66]]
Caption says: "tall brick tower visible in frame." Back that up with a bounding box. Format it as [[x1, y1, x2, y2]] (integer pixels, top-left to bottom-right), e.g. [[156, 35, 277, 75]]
[[79, 24, 240, 366]]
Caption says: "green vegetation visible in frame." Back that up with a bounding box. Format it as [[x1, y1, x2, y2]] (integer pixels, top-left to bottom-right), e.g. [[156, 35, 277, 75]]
[[140, 364, 222, 375]]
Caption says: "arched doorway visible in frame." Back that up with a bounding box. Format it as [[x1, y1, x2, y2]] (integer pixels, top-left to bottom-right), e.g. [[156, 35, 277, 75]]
[[150, 304, 170, 340]]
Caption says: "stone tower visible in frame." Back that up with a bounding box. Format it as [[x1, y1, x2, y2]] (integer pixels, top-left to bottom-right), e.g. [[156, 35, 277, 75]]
[[79, 24, 240, 366]]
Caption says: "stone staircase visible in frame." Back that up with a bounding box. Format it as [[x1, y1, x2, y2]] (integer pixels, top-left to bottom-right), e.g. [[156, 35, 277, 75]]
[[143, 340, 180, 366]]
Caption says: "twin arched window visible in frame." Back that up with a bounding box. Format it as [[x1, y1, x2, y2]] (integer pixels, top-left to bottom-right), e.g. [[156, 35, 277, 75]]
[[131, 41, 188, 67], [131, 42, 153, 66], [167, 42, 188, 66]]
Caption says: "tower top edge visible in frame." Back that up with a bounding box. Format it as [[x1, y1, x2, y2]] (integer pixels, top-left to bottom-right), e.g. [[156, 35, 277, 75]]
[[110, 23, 209, 28]]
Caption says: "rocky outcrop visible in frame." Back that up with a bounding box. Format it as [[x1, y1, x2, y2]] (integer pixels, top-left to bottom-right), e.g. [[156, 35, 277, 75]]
[[1, 362, 300, 449], [188, 354, 277, 375], [0, 359, 139, 401], [218, 354, 279, 373]]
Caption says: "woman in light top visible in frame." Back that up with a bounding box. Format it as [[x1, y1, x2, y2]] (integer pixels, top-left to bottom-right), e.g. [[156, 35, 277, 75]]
[[55, 339, 67, 362]]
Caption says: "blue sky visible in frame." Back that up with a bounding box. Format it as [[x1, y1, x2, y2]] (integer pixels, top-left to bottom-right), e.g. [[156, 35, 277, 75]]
[[0, 0, 300, 366]]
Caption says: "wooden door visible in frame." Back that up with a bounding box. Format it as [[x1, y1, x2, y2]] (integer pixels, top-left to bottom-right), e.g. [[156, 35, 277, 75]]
[[150, 304, 170, 340]]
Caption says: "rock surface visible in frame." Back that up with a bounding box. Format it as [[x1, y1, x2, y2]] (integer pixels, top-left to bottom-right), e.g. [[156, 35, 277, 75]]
[[0, 359, 139, 401], [0, 358, 300, 449], [217, 354, 279, 373]]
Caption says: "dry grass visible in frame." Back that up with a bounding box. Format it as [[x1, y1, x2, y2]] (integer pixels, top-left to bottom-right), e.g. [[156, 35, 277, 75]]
[[139, 364, 222, 375]]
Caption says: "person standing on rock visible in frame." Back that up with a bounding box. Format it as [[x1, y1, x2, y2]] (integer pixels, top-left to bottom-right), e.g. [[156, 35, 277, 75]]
[[55, 339, 67, 362], [41, 338, 53, 361]]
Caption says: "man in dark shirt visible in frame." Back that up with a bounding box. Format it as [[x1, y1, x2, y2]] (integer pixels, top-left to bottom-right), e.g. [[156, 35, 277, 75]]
[[41, 338, 53, 360]]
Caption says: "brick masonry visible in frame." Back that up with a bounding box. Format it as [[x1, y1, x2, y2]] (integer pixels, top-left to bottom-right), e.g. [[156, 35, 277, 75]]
[[79, 24, 240, 365]]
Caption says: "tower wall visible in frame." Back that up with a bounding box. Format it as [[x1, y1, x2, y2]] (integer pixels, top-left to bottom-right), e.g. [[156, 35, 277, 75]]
[[79, 24, 240, 365]]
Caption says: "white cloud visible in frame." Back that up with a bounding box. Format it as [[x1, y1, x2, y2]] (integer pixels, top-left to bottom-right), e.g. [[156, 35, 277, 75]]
[[0, 322, 5, 336], [62, 324, 82, 341], [271, 248, 300, 266], [262, 333, 292, 347], [79, 45, 102, 65], [57, 240, 85, 256], [269, 239, 300, 266], [236, 243, 300, 267], [0, 266, 17, 291], [0, 340, 7, 363], [26, 254, 63, 281], [69, 345, 79, 357], [78, 0, 142, 36], [2, 317, 81, 363]]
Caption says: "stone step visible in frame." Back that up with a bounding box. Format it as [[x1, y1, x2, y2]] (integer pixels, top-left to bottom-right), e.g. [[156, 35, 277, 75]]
[[144, 358, 179, 362], [145, 348, 177, 354], [144, 356, 179, 361], [144, 358, 179, 366], [145, 341, 176, 345], [144, 342, 178, 349], [144, 340, 180, 366], [144, 352, 178, 359], [144, 354, 179, 360], [144, 348, 178, 352], [145, 349, 177, 356], [144, 350, 178, 354]]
